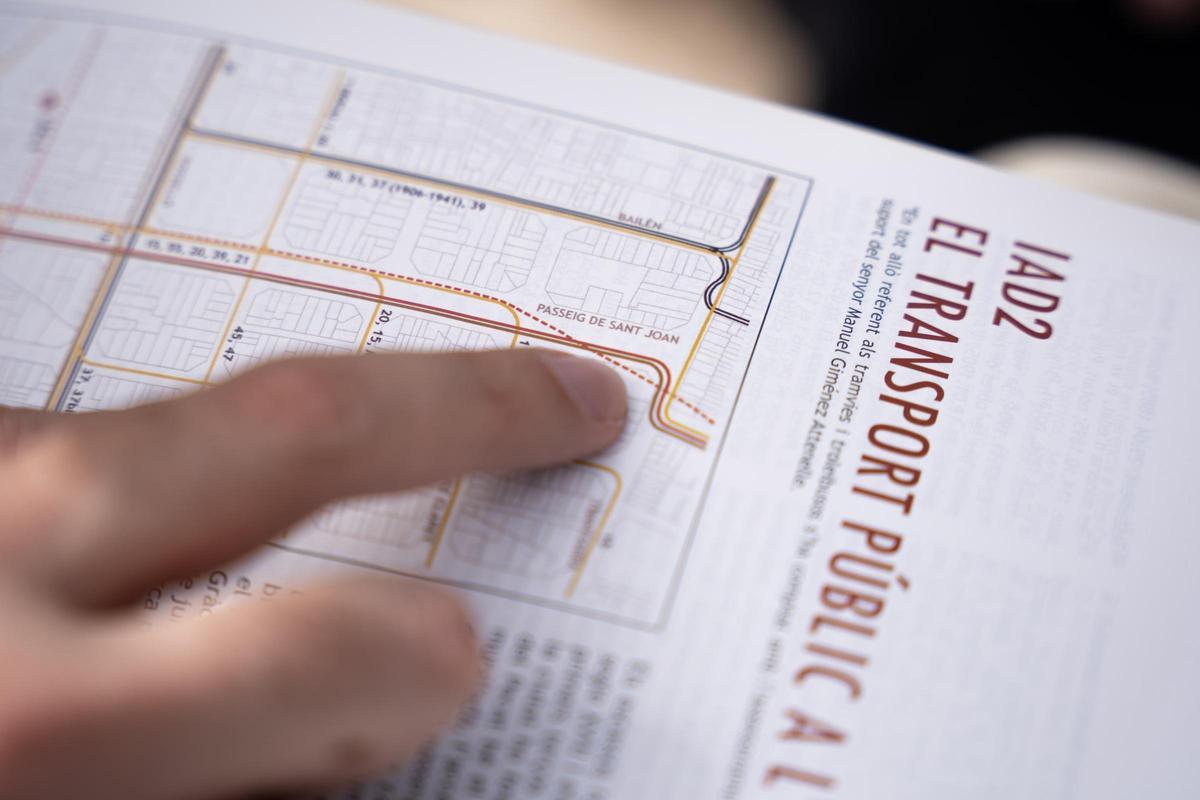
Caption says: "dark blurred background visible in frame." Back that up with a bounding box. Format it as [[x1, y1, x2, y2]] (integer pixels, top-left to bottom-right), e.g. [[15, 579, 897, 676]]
[[390, 0, 1200, 217], [785, 0, 1198, 164]]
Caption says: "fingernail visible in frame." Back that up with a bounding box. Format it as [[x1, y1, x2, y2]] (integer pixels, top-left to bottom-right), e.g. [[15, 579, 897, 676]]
[[539, 351, 627, 424]]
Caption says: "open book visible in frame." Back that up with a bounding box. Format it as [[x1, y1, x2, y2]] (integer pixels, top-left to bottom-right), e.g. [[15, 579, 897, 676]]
[[2, 1, 1197, 797]]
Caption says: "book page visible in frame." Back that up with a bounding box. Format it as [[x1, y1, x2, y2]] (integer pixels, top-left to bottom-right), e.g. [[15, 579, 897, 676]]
[[1, 1, 1197, 798]]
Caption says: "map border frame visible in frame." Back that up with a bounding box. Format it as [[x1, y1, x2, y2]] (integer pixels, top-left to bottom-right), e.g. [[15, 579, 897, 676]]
[[1, 1, 815, 632]]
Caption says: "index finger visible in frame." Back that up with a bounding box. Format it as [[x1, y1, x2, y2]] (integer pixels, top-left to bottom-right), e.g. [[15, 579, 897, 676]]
[[1, 349, 626, 605]]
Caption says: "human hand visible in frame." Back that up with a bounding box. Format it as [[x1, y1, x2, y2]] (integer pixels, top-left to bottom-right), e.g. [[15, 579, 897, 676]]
[[0, 349, 626, 799]]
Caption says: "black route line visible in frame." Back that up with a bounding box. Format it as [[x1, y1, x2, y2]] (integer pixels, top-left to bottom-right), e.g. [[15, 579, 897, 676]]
[[189, 126, 772, 257], [656, 177, 813, 632], [189, 126, 769, 327], [9, 1, 790, 332], [703, 256, 750, 326], [717, 174, 775, 253]]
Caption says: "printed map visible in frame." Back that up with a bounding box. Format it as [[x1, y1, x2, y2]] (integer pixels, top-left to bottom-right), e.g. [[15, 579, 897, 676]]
[[0, 11, 810, 627]]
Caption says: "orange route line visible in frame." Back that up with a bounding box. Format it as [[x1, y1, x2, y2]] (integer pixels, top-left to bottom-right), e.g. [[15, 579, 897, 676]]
[[271, 250, 710, 441], [338, 262, 520, 351], [173, 128, 777, 434], [2, 223, 716, 435], [0, 212, 729, 427], [3, 225, 711, 446], [268, 246, 717, 428], [0, 202, 642, 409], [1, 75, 775, 440], [2, 215, 710, 443]]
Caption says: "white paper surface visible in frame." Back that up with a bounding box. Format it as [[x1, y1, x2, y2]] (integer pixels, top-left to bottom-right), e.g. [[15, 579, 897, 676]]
[[1, 1, 1198, 797]]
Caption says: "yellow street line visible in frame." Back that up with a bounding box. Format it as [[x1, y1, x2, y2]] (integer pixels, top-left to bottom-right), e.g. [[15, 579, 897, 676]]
[[42, 49, 229, 409], [6, 198, 519, 359], [201, 69, 345, 384], [356, 300, 383, 353], [564, 460, 623, 598], [44, 248, 124, 410], [424, 479, 462, 568], [0, 203, 115, 226], [187, 128, 723, 261], [662, 179, 774, 434], [374, 272, 522, 347], [79, 358, 207, 386], [272, 245, 522, 343]]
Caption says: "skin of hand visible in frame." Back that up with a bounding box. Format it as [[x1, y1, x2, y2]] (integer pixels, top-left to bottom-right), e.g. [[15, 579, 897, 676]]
[[0, 349, 627, 799], [1128, 0, 1200, 24]]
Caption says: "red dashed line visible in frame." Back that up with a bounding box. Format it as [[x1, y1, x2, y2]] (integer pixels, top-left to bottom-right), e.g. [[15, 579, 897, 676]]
[[269, 247, 717, 426], [0, 203, 718, 430]]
